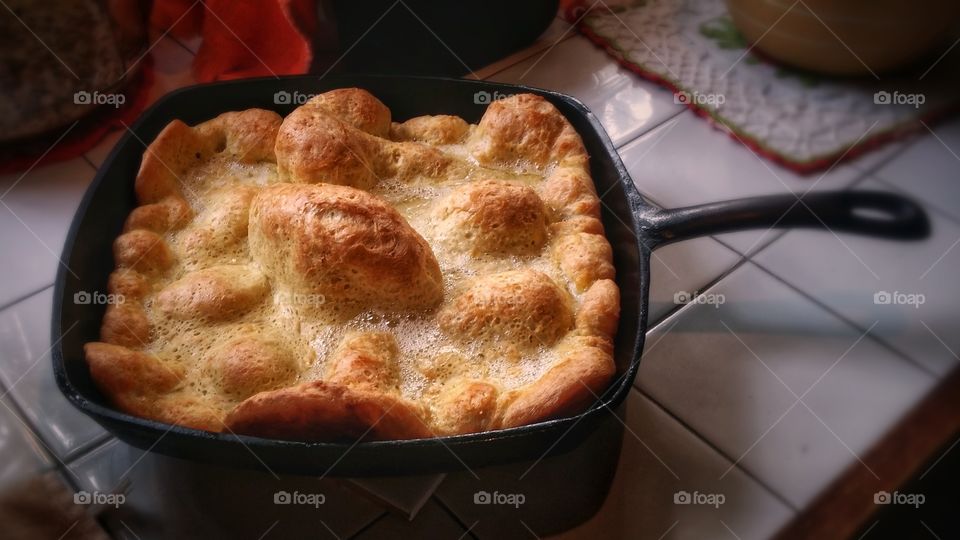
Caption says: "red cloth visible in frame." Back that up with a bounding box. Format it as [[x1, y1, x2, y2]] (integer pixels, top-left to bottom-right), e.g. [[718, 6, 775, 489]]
[[152, 0, 316, 82]]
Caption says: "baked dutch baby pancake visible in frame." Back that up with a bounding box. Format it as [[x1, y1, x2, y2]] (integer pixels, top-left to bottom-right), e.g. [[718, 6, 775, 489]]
[[83, 88, 620, 441]]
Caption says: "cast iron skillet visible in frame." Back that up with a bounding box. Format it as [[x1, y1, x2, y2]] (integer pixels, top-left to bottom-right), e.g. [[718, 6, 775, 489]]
[[52, 75, 929, 476]]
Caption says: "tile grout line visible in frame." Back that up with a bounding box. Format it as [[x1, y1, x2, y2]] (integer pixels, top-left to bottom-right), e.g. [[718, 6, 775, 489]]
[[62, 432, 115, 465], [0, 282, 54, 314], [613, 107, 688, 152], [344, 511, 389, 540], [643, 243, 752, 333], [63, 433, 117, 466], [747, 246, 940, 380], [633, 388, 800, 512], [722, 148, 944, 379], [0, 376, 83, 492], [431, 495, 481, 539]]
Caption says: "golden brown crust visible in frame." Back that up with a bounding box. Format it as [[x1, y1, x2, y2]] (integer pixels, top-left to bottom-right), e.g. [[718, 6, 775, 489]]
[[123, 196, 193, 233], [155, 265, 268, 320], [551, 232, 615, 292], [206, 335, 299, 399], [99, 302, 151, 348], [438, 269, 574, 348], [390, 115, 469, 145], [195, 109, 283, 163], [307, 88, 392, 137], [106, 270, 150, 300], [469, 94, 588, 169], [432, 379, 499, 435], [275, 106, 380, 188], [326, 332, 400, 390], [113, 229, 174, 275], [577, 279, 621, 339], [224, 380, 432, 442], [433, 179, 549, 257], [85, 88, 620, 442], [249, 183, 443, 310], [499, 343, 615, 428], [84, 342, 184, 418]]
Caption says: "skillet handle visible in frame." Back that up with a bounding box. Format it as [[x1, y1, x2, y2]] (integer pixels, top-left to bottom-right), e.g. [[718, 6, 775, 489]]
[[644, 190, 930, 248]]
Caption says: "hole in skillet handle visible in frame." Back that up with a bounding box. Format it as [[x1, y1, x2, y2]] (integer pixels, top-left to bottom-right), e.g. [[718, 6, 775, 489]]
[[643, 190, 931, 248]]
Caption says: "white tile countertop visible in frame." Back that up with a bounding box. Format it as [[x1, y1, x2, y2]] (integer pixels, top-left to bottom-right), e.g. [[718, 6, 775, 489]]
[[1, 16, 958, 539]]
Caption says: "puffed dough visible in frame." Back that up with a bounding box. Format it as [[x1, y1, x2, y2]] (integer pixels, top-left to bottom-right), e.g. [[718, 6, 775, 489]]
[[432, 379, 499, 435], [100, 302, 151, 348], [499, 343, 615, 428], [85, 342, 184, 417], [249, 183, 443, 310], [576, 279, 620, 339], [155, 265, 269, 320], [135, 109, 281, 204], [551, 232, 615, 292], [206, 335, 299, 399], [306, 87, 392, 137], [469, 93, 587, 169], [390, 115, 469, 145], [224, 380, 433, 442], [433, 179, 549, 256], [326, 332, 400, 390], [113, 229, 174, 275], [106, 270, 150, 301], [439, 269, 574, 348], [123, 196, 193, 233], [86, 88, 621, 442], [275, 105, 381, 188]]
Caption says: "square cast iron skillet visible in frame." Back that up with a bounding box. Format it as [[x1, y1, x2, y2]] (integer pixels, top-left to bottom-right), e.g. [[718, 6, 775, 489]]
[[52, 75, 929, 476]]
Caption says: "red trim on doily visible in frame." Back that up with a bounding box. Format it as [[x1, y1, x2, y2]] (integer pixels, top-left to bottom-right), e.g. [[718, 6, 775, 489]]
[[0, 58, 155, 175], [564, 1, 959, 175]]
